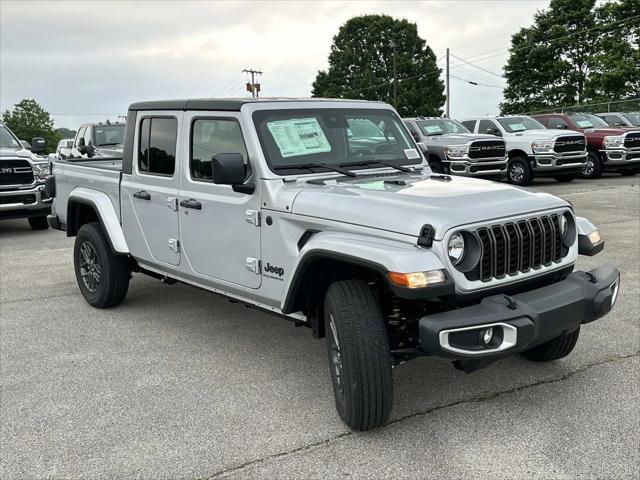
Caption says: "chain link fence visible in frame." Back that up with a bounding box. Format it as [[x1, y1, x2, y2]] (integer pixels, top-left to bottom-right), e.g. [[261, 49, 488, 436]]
[[525, 98, 640, 115]]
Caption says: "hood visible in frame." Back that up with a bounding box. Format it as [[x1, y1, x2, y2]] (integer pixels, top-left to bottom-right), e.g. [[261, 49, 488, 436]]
[[426, 133, 499, 143], [0, 147, 44, 162], [509, 129, 583, 140], [291, 174, 568, 239], [580, 127, 629, 136]]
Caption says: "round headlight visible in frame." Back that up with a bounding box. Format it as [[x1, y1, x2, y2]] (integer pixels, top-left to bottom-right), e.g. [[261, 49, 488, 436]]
[[448, 233, 465, 265]]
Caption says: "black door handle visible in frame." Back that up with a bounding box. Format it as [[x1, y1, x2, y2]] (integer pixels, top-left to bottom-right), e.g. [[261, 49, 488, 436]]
[[133, 190, 151, 200], [180, 198, 202, 210]]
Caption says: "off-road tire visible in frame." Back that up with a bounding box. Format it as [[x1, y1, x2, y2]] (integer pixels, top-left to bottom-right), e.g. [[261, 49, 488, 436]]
[[324, 279, 393, 430], [507, 156, 534, 186], [28, 216, 49, 230], [581, 151, 603, 179], [74, 222, 129, 308], [521, 327, 580, 362]]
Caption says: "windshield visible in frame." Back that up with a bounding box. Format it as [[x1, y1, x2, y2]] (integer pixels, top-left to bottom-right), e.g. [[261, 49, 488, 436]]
[[253, 108, 419, 174], [569, 114, 608, 129], [497, 116, 545, 133], [94, 124, 125, 146], [622, 113, 640, 126], [416, 119, 470, 136], [0, 124, 21, 149]]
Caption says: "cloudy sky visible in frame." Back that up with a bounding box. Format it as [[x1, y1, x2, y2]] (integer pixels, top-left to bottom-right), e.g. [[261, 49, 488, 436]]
[[1, 0, 554, 129]]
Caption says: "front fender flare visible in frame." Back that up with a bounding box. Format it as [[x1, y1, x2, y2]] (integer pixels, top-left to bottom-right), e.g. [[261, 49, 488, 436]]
[[281, 231, 449, 313], [67, 187, 129, 254]]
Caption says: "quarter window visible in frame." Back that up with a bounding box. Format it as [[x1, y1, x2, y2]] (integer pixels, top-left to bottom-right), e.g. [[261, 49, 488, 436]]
[[190, 118, 247, 182], [138, 117, 177, 176]]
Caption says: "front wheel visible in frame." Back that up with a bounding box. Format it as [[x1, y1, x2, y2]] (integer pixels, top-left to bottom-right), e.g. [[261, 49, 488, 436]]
[[28, 216, 49, 230], [581, 151, 603, 179], [324, 279, 393, 430], [521, 328, 580, 362], [507, 156, 534, 186], [74, 222, 129, 308]]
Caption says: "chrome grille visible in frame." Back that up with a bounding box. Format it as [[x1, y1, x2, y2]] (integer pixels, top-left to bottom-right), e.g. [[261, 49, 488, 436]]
[[624, 132, 640, 148], [465, 214, 565, 282], [554, 136, 586, 153]]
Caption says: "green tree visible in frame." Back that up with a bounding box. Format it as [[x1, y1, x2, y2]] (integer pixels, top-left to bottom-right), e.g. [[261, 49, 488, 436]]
[[2, 99, 60, 153], [500, 0, 639, 114], [312, 15, 445, 117]]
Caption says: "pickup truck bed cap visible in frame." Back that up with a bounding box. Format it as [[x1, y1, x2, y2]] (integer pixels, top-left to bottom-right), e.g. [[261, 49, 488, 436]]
[[128, 97, 379, 112]]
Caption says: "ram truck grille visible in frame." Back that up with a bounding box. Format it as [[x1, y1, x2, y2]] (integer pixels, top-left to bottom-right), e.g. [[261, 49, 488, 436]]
[[0, 160, 34, 186], [465, 214, 566, 282], [554, 136, 586, 153], [468, 140, 506, 160], [624, 132, 640, 148]]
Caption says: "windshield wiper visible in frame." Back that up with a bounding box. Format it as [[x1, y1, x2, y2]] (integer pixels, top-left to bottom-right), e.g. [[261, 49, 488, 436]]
[[273, 162, 357, 177], [340, 160, 413, 173], [98, 143, 122, 146]]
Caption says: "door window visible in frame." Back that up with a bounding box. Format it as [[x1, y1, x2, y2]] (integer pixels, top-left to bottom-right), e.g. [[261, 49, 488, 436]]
[[83, 126, 93, 146], [138, 117, 178, 176], [548, 117, 567, 129], [461, 120, 477, 132], [404, 121, 421, 141], [190, 118, 248, 182], [479, 120, 500, 136]]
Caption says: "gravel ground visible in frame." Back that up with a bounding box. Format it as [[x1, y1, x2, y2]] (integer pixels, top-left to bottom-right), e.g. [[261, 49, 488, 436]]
[[1, 174, 638, 479]]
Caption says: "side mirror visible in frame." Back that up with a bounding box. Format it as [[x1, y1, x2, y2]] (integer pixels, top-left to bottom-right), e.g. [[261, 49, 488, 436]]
[[212, 153, 254, 194], [77, 137, 86, 154], [416, 142, 428, 153], [490, 128, 502, 137], [31, 137, 45, 154]]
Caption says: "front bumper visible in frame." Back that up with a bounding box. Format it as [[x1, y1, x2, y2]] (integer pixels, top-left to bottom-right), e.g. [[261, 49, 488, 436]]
[[446, 157, 507, 177], [419, 264, 619, 361], [600, 147, 640, 167], [0, 184, 51, 219], [532, 151, 587, 173]]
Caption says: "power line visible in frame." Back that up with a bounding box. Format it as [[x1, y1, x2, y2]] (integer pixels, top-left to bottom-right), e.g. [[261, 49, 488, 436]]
[[450, 75, 504, 88], [212, 72, 244, 96], [449, 53, 505, 79]]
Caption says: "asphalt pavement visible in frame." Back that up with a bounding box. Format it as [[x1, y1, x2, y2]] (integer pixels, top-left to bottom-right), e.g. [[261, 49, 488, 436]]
[[1, 174, 638, 479]]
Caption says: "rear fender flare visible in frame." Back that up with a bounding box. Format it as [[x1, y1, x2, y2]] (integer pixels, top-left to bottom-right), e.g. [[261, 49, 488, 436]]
[[67, 187, 129, 254]]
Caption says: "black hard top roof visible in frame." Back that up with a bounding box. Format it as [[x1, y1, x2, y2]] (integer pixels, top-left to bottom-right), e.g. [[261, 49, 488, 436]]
[[128, 97, 381, 112]]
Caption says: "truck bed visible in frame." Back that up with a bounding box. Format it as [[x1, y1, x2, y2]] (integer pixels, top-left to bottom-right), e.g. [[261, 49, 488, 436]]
[[53, 157, 123, 224]]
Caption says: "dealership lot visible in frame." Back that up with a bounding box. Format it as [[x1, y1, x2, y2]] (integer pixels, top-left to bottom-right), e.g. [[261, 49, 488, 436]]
[[1, 175, 639, 479]]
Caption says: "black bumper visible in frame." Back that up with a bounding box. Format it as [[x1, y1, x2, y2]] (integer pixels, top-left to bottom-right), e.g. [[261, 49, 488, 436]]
[[419, 264, 619, 361]]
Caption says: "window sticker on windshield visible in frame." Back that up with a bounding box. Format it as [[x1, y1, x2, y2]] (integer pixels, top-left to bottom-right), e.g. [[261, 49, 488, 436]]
[[508, 123, 526, 131], [267, 118, 331, 158], [424, 125, 443, 134], [404, 148, 420, 159], [575, 120, 593, 128]]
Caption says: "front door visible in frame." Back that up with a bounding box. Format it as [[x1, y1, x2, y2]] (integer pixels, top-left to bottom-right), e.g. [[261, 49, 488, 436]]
[[121, 112, 182, 266], [178, 113, 261, 288]]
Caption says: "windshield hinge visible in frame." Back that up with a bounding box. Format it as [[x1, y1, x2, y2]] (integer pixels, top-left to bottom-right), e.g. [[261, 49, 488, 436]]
[[245, 209, 261, 226]]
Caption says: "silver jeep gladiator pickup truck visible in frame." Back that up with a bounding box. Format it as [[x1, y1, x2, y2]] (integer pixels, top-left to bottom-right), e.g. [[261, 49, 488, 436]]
[[48, 98, 620, 430]]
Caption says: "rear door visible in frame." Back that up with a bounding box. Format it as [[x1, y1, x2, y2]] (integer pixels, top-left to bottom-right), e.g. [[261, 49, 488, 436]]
[[120, 111, 182, 267], [178, 112, 261, 288]]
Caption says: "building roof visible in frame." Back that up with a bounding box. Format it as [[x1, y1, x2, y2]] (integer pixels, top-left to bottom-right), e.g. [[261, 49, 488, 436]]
[[128, 97, 380, 112]]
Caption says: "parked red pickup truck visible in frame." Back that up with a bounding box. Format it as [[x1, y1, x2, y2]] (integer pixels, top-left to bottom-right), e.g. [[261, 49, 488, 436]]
[[532, 113, 640, 178]]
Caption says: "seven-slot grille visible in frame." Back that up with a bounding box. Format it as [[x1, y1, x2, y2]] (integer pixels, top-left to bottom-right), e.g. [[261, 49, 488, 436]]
[[0, 159, 34, 186], [624, 132, 640, 148], [554, 136, 586, 153], [464, 214, 566, 282], [467, 140, 506, 160]]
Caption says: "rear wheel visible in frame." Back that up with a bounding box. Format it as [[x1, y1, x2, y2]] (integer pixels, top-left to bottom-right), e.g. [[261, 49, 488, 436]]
[[581, 151, 603, 179], [28, 216, 49, 230], [522, 328, 580, 362], [507, 156, 534, 186], [324, 279, 393, 430], [74, 222, 129, 308]]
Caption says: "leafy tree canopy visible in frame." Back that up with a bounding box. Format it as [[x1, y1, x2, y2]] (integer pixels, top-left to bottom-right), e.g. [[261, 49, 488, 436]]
[[501, 0, 639, 114], [312, 15, 445, 117], [2, 99, 60, 154]]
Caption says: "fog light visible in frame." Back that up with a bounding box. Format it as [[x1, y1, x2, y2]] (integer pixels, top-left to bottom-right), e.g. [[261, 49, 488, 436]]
[[481, 327, 493, 345], [588, 230, 602, 245]]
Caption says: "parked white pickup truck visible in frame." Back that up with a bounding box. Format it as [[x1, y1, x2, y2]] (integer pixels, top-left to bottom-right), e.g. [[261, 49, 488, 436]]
[[460, 115, 588, 186], [48, 98, 619, 430]]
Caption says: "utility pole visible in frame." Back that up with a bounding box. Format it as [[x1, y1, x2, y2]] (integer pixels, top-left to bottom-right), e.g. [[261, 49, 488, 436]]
[[445, 48, 450, 118], [390, 41, 397, 109], [243, 68, 262, 97]]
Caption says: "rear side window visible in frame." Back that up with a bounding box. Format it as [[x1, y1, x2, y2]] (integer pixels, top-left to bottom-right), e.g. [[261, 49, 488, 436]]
[[190, 118, 247, 182], [138, 117, 177, 176]]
